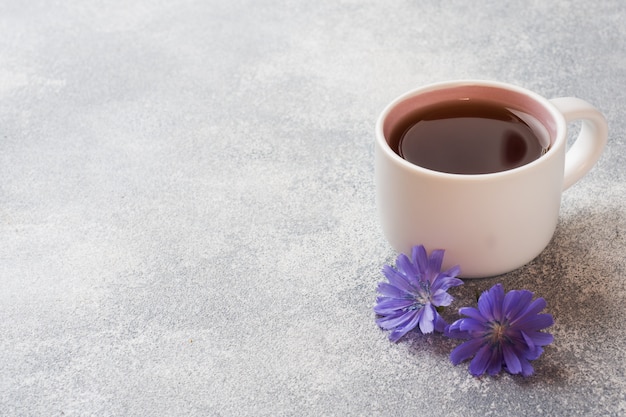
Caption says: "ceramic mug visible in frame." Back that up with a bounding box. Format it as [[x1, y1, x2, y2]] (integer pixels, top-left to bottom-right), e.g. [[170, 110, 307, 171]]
[[375, 80, 607, 278]]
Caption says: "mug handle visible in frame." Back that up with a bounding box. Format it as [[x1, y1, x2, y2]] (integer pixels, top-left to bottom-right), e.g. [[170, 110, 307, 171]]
[[549, 98, 608, 190]]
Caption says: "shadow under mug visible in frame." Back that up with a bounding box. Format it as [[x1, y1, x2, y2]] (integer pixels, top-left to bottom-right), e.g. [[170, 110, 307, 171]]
[[375, 80, 608, 278]]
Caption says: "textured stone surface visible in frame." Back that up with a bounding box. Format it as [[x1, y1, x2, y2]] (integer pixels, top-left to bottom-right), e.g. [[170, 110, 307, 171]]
[[1, 1, 625, 416]]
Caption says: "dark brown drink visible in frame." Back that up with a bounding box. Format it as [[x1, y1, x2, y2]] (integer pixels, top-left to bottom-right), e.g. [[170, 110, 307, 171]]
[[391, 100, 549, 174]]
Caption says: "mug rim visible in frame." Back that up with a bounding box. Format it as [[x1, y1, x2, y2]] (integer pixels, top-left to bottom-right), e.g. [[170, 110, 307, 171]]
[[375, 79, 568, 180]]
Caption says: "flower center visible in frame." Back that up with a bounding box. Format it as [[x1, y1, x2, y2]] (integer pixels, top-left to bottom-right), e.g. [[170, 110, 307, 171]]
[[413, 281, 432, 305], [489, 321, 508, 345]]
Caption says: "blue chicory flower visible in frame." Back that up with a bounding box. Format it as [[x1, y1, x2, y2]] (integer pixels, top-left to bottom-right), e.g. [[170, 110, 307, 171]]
[[374, 245, 463, 342], [445, 283, 554, 377]]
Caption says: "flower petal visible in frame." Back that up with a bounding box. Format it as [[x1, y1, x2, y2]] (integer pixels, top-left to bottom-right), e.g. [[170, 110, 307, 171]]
[[513, 313, 554, 332], [524, 346, 544, 361], [373, 298, 415, 315], [510, 297, 548, 325], [382, 265, 413, 294], [477, 288, 496, 321], [441, 264, 461, 278], [450, 338, 484, 365], [395, 253, 418, 285], [430, 289, 453, 307], [445, 320, 469, 339], [427, 249, 445, 280], [523, 331, 554, 347], [458, 318, 486, 333], [418, 303, 435, 334], [388, 326, 411, 343], [412, 245, 429, 276], [376, 310, 416, 329], [389, 308, 423, 341], [469, 344, 493, 377], [502, 345, 522, 375], [520, 357, 535, 377], [486, 348, 503, 376], [431, 276, 464, 292], [490, 283, 505, 320], [434, 313, 448, 333], [523, 297, 548, 316], [521, 330, 535, 351], [458, 306, 485, 322], [503, 289, 533, 321], [376, 282, 407, 298]]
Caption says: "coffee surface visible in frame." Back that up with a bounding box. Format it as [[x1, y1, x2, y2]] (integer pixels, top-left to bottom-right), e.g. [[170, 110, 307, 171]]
[[393, 100, 548, 174]]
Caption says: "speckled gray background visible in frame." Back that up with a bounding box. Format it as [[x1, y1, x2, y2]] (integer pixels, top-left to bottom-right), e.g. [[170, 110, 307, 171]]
[[1, 0, 625, 416]]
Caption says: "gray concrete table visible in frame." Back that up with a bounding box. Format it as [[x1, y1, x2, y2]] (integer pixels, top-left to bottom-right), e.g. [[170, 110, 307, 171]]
[[1, 1, 625, 416]]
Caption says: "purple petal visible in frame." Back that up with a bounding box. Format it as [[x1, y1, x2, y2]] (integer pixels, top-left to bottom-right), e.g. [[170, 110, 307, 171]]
[[490, 284, 505, 320], [431, 276, 463, 292], [469, 344, 493, 376], [524, 297, 548, 316], [502, 345, 522, 374], [441, 264, 461, 278], [520, 357, 534, 376], [389, 327, 411, 343], [377, 282, 407, 298], [450, 338, 484, 365], [459, 306, 485, 322], [458, 318, 486, 333], [523, 331, 554, 347], [431, 289, 453, 307], [513, 313, 554, 332], [388, 326, 410, 342], [434, 314, 448, 332], [521, 330, 535, 351], [395, 253, 418, 284], [382, 265, 413, 294], [486, 348, 503, 376], [418, 304, 435, 334], [427, 249, 445, 280], [477, 289, 496, 321], [446, 320, 461, 332], [510, 297, 548, 325], [373, 298, 415, 315], [389, 308, 423, 341], [376, 310, 416, 330], [445, 320, 469, 339], [412, 245, 429, 276], [524, 346, 544, 361], [502, 289, 522, 313], [503, 290, 534, 321]]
